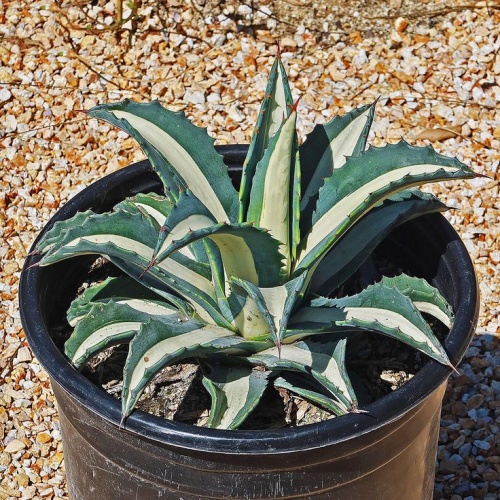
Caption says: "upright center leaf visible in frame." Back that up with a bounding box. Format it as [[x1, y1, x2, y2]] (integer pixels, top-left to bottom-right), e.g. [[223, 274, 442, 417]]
[[247, 111, 298, 278]]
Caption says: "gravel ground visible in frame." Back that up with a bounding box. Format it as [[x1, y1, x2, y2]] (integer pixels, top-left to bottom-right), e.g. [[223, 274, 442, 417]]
[[0, 0, 499, 498]]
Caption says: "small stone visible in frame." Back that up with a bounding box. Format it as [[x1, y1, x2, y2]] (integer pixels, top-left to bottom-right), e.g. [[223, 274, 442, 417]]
[[255, 30, 275, 44], [439, 456, 460, 473], [470, 357, 490, 369], [3, 260, 19, 275], [0, 452, 10, 466], [49, 451, 64, 469], [16, 472, 30, 487], [184, 89, 205, 105], [453, 435, 466, 449], [459, 443, 472, 457], [36, 432, 52, 444], [464, 456, 477, 469], [450, 454, 464, 465], [466, 394, 485, 410], [473, 439, 490, 451], [462, 418, 476, 429], [80, 35, 96, 48], [4, 438, 26, 453], [453, 374, 471, 387], [492, 380, 500, 395], [38, 486, 54, 497], [15, 346, 32, 363], [489, 250, 500, 265], [394, 17, 408, 33], [0, 485, 21, 498], [439, 430, 449, 442], [483, 470, 500, 481], [0, 87, 12, 102], [452, 401, 467, 416], [454, 483, 471, 495]]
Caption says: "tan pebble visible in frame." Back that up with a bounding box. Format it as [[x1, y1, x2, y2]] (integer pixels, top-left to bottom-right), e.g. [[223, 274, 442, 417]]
[[0, 485, 21, 498], [471, 357, 490, 368], [3, 260, 19, 274], [80, 35, 95, 48], [255, 30, 275, 45], [16, 346, 32, 363], [451, 401, 467, 416], [36, 432, 52, 444], [475, 26, 490, 37], [49, 451, 64, 468], [483, 469, 500, 481], [489, 250, 500, 265], [394, 17, 408, 33], [327, 64, 345, 82], [281, 37, 297, 48], [453, 373, 470, 386], [0, 452, 11, 466], [16, 472, 30, 487], [37, 487, 54, 497], [461, 418, 477, 429], [4, 438, 26, 453]]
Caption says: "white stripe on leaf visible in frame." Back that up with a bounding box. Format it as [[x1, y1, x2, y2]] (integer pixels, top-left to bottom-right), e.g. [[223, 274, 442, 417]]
[[300, 106, 373, 210], [112, 111, 229, 222], [127, 326, 233, 401], [72, 322, 142, 364], [414, 301, 452, 328]]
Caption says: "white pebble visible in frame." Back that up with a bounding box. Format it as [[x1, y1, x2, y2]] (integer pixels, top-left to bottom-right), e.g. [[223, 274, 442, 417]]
[[0, 87, 12, 102]]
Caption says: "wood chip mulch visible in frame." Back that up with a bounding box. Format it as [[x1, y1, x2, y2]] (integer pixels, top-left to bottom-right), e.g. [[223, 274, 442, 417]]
[[0, 1, 498, 498]]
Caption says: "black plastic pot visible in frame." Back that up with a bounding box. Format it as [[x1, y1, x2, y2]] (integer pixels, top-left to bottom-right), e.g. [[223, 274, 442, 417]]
[[20, 145, 479, 499]]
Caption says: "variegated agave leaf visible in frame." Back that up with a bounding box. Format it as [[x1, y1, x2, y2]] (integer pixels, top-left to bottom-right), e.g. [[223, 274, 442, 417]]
[[229, 271, 309, 347], [38, 208, 229, 325], [121, 318, 271, 418], [380, 274, 454, 328], [294, 142, 475, 275], [309, 189, 448, 295], [156, 221, 285, 288], [202, 364, 270, 430], [239, 54, 294, 222], [66, 298, 178, 368], [248, 338, 356, 412], [89, 99, 239, 223], [247, 109, 300, 275], [312, 281, 451, 366], [67, 276, 177, 327], [299, 103, 376, 234], [274, 375, 347, 416]]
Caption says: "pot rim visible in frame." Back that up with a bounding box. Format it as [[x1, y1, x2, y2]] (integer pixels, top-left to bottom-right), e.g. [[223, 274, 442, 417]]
[[19, 145, 479, 455]]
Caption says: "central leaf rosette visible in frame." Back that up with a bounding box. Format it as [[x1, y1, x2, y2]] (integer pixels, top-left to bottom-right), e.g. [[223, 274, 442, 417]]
[[36, 54, 475, 429]]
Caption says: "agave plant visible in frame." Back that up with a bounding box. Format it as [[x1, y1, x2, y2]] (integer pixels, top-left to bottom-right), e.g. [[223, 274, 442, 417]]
[[35, 55, 475, 430]]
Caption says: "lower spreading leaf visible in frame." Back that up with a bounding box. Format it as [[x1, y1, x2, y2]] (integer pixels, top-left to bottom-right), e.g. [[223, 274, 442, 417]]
[[202, 364, 270, 430]]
